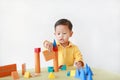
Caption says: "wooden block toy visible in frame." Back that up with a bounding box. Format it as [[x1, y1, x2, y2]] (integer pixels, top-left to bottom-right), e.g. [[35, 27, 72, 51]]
[[48, 66, 54, 72], [22, 63, 26, 75], [70, 70, 76, 77], [53, 52, 58, 72], [67, 71, 70, 76], [60, 65, 66, 70], [43, 50, 55, 61], [53, 40, 59, 72], [48, 72, 55, 79], [0, 64, 17, 77], [11, 71, 19, 80], [24, 72, 31, 78], [34, 48, 41, 73], [53, 39, 58, 52]]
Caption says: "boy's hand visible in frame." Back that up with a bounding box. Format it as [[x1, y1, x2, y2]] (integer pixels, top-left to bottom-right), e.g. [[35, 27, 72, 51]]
[[43, 40, 53, 51], [75, 61, 84, 69]]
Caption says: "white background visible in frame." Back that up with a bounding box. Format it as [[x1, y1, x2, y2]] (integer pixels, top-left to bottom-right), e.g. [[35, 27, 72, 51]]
[[0, 0, 120, 73]]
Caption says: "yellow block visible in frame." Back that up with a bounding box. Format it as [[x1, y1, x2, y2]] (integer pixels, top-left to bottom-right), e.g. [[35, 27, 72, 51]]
[[24, 72, 31, 78], [48, 72, 55, 79], [70, 70, 76, 77]]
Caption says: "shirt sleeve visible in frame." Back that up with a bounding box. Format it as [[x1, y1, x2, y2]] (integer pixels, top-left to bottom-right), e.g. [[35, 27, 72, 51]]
[[73, 46, 84, 66]]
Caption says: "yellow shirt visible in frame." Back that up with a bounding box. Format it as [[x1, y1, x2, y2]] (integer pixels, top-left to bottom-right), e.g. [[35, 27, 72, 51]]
[[57, 42, 84, 66]]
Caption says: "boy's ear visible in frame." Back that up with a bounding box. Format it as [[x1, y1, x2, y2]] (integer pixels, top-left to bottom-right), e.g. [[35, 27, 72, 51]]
[[70, 31, 73, 37]]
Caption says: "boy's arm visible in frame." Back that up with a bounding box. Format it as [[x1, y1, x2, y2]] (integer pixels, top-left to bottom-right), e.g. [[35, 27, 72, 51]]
[[73, 46, 84, 67]]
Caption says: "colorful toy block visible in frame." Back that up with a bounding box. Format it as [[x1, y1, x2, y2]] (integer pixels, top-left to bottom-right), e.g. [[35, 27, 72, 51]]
[[80, 68, 86, 80], [48, 66, 54, 72], [70, 70, 76, 77], [0, 64, 17, 77], [48, 72, 55, 79], [34, 48, 41, 73], [74, 64, 93, 80], [67, 71, 70, 76], [11, 71, 19, 80], [43, 39, 59, 72], [43, 50, 55, 61], [22, 63, 26, 75], [75, 69, 80, 78], [53, 40, 59, 72], [24, 72, 31, 78], [53, 39, 58, 52], [60, 65, 66, 70]]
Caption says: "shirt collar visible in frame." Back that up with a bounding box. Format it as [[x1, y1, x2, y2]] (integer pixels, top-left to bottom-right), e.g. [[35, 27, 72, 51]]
[[57, 41, 73, 47]]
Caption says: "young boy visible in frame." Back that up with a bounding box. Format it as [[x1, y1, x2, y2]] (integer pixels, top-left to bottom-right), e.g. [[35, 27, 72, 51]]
[[43, 19, 84, 69]]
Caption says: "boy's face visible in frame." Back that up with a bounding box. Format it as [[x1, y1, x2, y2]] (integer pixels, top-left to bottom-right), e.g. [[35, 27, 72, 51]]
[[54, 25, 73, 44]]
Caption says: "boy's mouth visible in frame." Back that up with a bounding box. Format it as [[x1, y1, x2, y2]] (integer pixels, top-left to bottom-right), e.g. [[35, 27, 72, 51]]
[[59, 39, 64, 42]]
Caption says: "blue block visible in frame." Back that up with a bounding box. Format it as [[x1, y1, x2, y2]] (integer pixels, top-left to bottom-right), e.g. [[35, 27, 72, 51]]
[[87, 73, 93, 80], [88, 66, 93, 76], [61, 65, 66, 70], [80, 68, 86, 80], [84, 64, 89, 75], [67, 71, 70, 76], [48, 67, 54, 72], [53, 39, 57, 47], [75, 69, 80, 78]]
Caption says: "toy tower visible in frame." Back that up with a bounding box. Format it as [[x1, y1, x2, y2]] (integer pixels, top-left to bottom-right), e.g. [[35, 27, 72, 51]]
[[34, 48, 41, 73], [53, 40, 59, 72]]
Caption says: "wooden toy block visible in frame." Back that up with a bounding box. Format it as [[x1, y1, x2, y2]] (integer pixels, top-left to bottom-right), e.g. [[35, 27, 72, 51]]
[[48, 72, 55, 79], [67, 71, 70, 76], [22, 63, 26, 75], [53, 39, 58, 52], [53, 40, 59, 72], [34, 48, 41, 53], [11, 71, 19, 80], [53, 52, 59, 72], [34, 48, 41, 73], [24, 72, 31, 78], [0, 64, 17, 77], [70, 70, 76, 77], [61, 65, 66, 70], [43, 50, 55, 61], [48, 66, 54, 72]]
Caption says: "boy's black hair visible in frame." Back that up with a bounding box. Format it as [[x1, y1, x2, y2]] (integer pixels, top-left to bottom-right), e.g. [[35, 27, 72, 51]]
[[54, 19, 73, 31]]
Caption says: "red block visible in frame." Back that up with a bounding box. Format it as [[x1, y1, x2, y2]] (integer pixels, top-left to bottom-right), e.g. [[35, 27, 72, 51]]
[[34, 48, 41, 53], [0, 64, 17, 77]]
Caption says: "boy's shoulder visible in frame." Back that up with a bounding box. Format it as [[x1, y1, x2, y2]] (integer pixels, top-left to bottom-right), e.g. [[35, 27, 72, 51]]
[[69, 42, 79, 48]]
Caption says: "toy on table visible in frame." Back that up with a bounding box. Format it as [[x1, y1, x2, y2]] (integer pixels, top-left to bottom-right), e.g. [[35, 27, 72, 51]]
[[0, 64, 17, 77], [48, 66, 54, 72], [59, 65, 67, 70], [24, 71, 31, 78], [67, 64, 93, 80], [48, 72, 55, 79], [53, 39, 59, 72], [11, 71, 19, 80], [34, 48, 41, 73], [22, 63, 26, 75], [43, 39, 59, 72], [75, 64, 93, 80]]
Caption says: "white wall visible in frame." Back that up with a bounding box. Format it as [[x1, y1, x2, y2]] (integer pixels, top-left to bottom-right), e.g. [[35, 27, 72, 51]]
[[0, 0, 120, 73]]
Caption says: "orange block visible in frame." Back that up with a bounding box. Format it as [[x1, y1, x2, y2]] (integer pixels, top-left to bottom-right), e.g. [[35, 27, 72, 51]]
[[0, 64, 17, 77], [43, 50, 55, 61], [11, 71, 19, 80], [53, 52, 59, 72], [22, 63, 26, 75]]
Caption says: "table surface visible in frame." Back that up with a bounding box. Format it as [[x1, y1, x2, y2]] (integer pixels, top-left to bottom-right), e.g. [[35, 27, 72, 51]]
[[0, 66, 120, 80]]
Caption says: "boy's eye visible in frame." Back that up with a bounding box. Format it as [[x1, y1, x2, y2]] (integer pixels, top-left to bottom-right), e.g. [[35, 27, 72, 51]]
[[63, 33, 66, 34], [58, 33, 60, 35]]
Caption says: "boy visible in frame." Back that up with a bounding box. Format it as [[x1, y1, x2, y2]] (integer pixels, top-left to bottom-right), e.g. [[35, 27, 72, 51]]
[[43, 19, 84, 69]]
